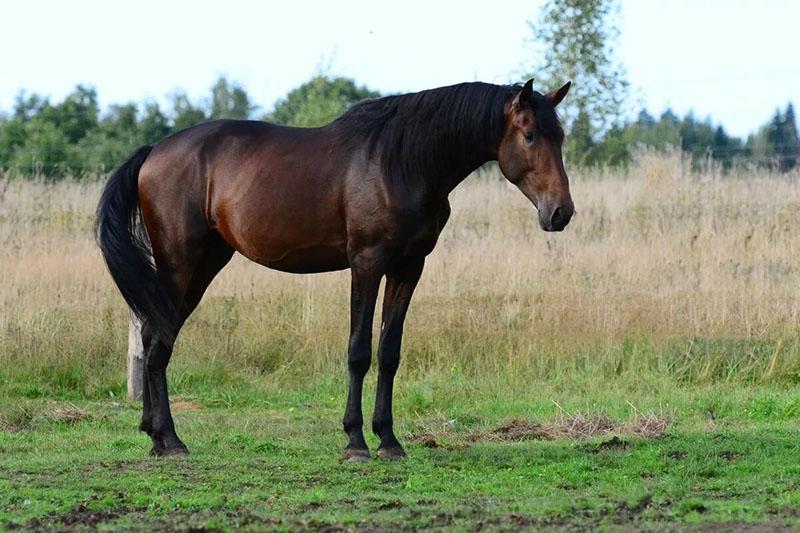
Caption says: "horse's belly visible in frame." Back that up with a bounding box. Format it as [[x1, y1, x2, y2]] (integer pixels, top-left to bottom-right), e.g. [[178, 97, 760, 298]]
[[213, 185, 349, 274], [258, 244, 349, 274]]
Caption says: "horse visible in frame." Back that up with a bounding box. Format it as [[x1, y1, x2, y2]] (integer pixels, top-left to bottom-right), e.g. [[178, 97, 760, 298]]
[[96, 78, 574, 461]]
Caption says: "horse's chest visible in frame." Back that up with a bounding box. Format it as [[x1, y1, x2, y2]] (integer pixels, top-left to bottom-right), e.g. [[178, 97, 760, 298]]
[[387, 202, 451, 259]]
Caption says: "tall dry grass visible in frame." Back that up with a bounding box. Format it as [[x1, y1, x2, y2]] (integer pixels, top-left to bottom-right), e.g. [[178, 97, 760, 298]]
[[1, 150, 800, 398]]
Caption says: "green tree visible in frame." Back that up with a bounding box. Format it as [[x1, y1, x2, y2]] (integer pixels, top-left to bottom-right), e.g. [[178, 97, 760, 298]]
[[746, 123, 773, 167], [266, 75, 380, 127], [38, 85, 99, 144], [9, 121, 78, 178], [79, 103, 143, 172], [710, 125, 745, 169], [3, 86, 99, 177], [527, 0, 629, 164], [0, 118, 27, 169], [743, 104, 799, 172], [80, 101, 172, 172], [626, 109, 681, 150], [679, 113, 716, 165], [209, 77, 253, 120], [771, 103, 798, 171], [170, 91, 208, 132], [13, 91, 48, 122], [594, 108, 682, 166], [139, 101, 171, 143]]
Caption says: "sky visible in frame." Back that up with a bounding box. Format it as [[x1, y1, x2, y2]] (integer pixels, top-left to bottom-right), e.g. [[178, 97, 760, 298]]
[[0, 0, 797, 138]]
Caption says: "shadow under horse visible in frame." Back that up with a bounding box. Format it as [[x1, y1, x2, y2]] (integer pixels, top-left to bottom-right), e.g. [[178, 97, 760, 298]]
[[96, 79, 574, 460]]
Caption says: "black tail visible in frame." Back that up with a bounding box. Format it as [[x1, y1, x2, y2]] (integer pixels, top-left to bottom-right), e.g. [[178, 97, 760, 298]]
[[96, 146, 177, 343]]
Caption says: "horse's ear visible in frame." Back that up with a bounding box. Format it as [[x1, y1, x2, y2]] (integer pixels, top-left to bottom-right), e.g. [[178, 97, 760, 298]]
[[519, 79, 534, 108], [547, 81, 571, 107]]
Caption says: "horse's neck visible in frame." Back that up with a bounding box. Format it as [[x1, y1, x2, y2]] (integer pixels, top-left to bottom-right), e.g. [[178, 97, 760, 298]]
[[427, 136, 498, 199], [425, 103, 506, 198], [355, 85, 510, 202]]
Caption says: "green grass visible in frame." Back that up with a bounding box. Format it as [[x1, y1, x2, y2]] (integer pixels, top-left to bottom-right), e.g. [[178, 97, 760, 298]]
[[2, 372, 800, 530]]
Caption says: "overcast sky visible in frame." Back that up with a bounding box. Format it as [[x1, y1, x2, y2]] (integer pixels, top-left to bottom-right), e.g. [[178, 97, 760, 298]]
[[1, 0, 797, 137]]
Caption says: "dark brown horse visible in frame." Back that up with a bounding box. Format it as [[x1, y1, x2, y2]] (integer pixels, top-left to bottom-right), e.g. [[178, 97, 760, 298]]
[[96, 79, 573, 460]]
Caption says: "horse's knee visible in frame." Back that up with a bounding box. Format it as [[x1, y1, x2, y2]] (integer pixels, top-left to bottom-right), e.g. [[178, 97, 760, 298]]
[[347, 334, 371, 376], [378, 351, 400, 377], [348, 353, 370, 376]]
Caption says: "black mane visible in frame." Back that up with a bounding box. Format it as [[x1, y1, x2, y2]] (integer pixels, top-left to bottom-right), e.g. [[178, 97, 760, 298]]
[[333, 82, 516, 194]]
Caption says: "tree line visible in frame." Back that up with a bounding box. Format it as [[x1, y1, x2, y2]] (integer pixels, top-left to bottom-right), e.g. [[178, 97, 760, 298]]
[[0, 75, 377, 179], [585, 104, 798, 170], [528, 0, 798, 171], [0, 72, 796, 179]]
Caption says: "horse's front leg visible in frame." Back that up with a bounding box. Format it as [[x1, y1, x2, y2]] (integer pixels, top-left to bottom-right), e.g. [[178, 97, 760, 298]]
[[372, 257, 424, 460], [341, 250, 383, 462]]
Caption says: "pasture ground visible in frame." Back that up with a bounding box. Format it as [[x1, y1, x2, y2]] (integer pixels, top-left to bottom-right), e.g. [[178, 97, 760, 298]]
[[2, 376, 800, 531], [2, 154, 800, 530]]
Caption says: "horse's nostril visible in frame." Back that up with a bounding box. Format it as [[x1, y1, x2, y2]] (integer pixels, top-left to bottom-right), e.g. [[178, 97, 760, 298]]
[[550, 207, 562, 228]]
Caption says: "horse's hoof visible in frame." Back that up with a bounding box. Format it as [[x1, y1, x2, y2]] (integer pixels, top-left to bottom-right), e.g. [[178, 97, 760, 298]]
[[376, 446, 406, 460], [163, 446, 190, 457], [150, 445, 189, 457], [342, 448, 371, 463]]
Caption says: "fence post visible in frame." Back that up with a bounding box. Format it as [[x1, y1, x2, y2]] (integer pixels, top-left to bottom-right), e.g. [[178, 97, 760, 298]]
[[127, 312, 144, 401]]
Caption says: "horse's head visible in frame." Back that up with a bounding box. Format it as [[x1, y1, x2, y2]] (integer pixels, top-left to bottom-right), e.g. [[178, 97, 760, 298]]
[[498, 79, 573, 232]]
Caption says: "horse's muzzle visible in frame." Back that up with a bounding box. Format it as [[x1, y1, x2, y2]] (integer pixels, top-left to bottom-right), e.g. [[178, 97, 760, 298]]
[[539, 200, 574, 232]]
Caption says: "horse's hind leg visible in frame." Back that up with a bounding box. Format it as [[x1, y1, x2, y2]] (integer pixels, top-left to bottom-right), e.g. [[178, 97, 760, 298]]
[[142, 322, 186, 456], [142, 233, 234, 456]]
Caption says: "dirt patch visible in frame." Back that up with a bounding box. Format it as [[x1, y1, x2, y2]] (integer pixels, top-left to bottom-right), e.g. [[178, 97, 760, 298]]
[[298, 501, 324, 513], [458, 419, 552, 444], [668, 450, 688, 460], [23, 504, 119, 529], [171, 400, 201, 412], [585, 436, 631, 453], [616, 494, 653, 516], [11, 502, 798, 532], [59, 505, 118, 527], [412, 433, 441, 448], [470, 418, 553, 442], [720, 450, 743, 461], [377, 501, 403, 511], [458, 413, 669, 445], [48, 403, 89, 424]]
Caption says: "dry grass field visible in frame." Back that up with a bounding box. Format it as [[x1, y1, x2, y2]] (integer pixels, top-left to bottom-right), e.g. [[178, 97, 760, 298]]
[[2, 150, 800, 389]]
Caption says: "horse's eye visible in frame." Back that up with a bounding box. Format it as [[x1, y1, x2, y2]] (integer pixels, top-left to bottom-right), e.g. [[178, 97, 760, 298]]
[[523, 132, 534, 143]]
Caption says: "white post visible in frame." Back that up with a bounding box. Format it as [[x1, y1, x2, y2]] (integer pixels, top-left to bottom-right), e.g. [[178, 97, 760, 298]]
[[127, 312, 145, 401]]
